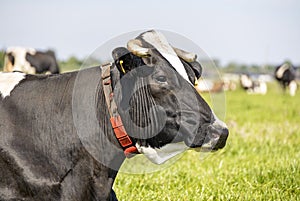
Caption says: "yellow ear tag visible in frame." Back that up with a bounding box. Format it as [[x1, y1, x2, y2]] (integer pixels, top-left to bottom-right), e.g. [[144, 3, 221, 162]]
[[194, 78, 199, 86], [119, 60, 126, 74]]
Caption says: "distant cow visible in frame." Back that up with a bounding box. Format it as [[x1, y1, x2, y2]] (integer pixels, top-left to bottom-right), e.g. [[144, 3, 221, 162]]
[[275, 62, 297, 96], [3, 47, 60, 74], [240, 74, 267, 94], [195, 79, 225, 93]]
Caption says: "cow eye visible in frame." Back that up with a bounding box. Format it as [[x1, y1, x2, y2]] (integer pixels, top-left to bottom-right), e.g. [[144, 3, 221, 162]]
[[156, 75, 167, 83]]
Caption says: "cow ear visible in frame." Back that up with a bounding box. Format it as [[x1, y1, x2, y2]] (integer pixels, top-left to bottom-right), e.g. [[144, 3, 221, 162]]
[[189, 61, 202, 79], [180, 59, 203, 85], [112, 47, 144, 74]]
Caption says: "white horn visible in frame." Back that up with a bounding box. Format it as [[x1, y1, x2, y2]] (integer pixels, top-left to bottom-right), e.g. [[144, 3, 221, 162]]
[[173, 47, 197, 62], [127, 39, 150, 57]]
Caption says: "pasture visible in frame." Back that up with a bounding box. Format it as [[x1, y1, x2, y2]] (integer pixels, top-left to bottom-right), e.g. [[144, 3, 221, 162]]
[[114, 83, 300, 200]]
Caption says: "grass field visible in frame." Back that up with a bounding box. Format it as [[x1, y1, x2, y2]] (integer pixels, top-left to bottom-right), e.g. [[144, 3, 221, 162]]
[[114, 83, 300, 201]]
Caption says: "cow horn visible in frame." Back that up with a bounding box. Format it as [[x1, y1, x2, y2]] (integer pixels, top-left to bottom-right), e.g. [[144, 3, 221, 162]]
[[127, 39, 150, 57], [173, 47, 197, 62]]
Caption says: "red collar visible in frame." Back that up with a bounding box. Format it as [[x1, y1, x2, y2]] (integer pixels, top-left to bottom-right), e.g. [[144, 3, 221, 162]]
[[101, 63, 139, 158]]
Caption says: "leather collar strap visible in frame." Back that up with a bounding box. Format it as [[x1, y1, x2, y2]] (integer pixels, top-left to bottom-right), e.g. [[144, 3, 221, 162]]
[[101, 63, 139, 158]]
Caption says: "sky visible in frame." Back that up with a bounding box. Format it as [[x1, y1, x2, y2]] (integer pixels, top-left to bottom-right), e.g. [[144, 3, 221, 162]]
[[1, 0, 300, 66]]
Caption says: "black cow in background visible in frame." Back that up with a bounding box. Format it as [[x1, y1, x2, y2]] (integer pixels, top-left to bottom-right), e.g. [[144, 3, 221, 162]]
[[3, 47, 60, 74], [275, 61, 297, 96]]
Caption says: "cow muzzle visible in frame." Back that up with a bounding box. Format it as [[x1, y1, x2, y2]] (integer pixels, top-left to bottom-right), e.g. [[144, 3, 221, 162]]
[[201, 125, 229, 151], [189, 122, 229, 152]]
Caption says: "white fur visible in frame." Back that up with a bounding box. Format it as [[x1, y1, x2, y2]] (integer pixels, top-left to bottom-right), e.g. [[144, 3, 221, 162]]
[[241, 75, 267, 95], [0, 72, 25, 98], [240, 74, 253, 88], [289, 80, 297, 96], [136, 142, 188, 164], [6, 46, 36, 55], [258, 82, 267, 95], [249, 82, 267, 95], [5, 47, 36, 74], [276, 64, 289, 79], [142, 31, 192, 85]]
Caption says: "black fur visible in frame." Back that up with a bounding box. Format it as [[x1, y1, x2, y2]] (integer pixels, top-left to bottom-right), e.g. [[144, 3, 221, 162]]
[[0, 32, 228, 200], [25, 51, 60, 74], [275, 63, 296, 89]]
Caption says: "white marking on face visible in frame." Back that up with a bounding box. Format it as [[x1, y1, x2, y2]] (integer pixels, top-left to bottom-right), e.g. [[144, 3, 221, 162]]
[[276, 64, 289, 79], [141, 31, 192, 85], [136, 142, 188, 164], [0, 72, 26, 99]]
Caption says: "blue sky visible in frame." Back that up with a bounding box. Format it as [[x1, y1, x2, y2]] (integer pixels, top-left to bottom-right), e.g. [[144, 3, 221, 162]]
[[1, 0, 299, 66]]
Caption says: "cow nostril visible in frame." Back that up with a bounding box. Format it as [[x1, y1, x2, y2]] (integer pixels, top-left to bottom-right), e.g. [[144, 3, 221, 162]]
[[222, 128, 229, 137], [213, 128, 229, 150], [219, 128, 229, 143]]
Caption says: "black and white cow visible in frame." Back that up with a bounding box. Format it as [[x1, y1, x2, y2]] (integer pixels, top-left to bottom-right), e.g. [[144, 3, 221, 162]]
[[0, 30, 228, 200], [275, 62, 297, 96], [3, 47, 60, 74], [240, 74, 267, 94]]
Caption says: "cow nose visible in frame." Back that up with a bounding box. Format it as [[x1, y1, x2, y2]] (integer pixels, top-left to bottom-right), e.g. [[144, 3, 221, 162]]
[[220, 127, 229, 137]]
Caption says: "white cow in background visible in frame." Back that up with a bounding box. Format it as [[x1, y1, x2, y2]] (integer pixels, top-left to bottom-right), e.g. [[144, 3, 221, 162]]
[[240, 74, 267, 95], [4, 47, 37, 74], [3, 47, 60, 74]]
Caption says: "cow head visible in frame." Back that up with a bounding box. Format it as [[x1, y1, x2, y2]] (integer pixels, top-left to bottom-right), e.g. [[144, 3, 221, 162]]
[[111, 30, 228, 164]]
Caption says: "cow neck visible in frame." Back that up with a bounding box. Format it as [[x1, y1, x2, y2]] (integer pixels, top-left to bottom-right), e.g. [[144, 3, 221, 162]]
[[101, 63, 139, 158]]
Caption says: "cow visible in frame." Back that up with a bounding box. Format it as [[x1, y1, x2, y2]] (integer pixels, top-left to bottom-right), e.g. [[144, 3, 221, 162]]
[[3, 47, 60, 74], [240, 74, 267, 94], [195, 79, 225, 93], [275, 62, 297, 96], [0, 30, 228, 200]]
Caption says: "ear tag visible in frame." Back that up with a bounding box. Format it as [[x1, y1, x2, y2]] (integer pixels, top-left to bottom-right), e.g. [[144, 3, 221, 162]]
[[194, 78, 199, 86], [119, 60, 126, 73]]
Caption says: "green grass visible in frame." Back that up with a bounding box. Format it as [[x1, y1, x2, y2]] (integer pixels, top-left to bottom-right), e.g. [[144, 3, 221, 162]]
[[114, 83, 300, 201]]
